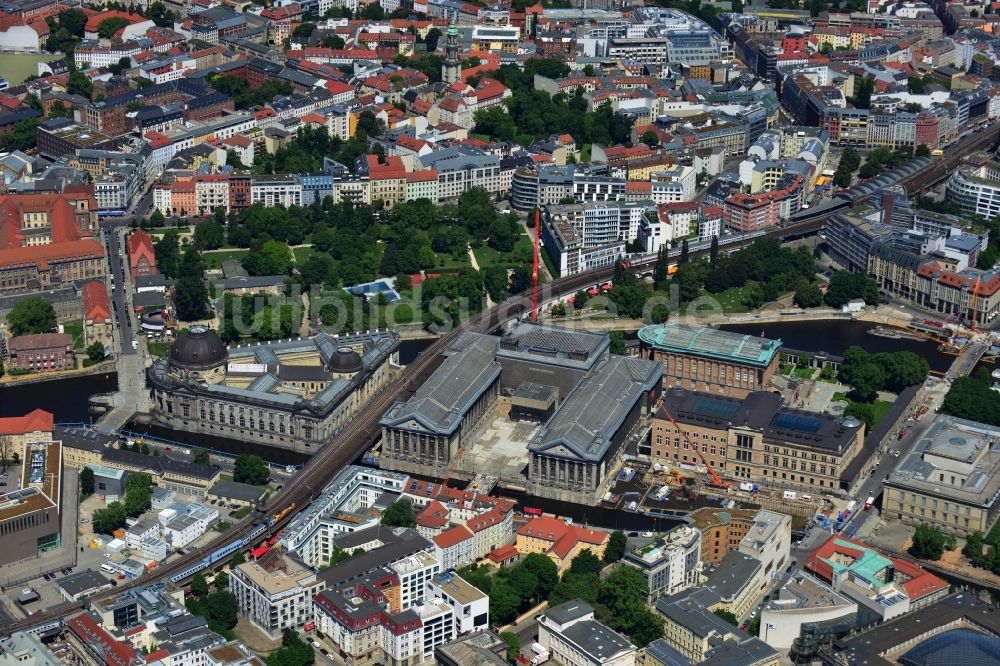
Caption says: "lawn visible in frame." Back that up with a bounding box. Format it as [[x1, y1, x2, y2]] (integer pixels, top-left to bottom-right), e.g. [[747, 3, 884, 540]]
[[62, 319, 85, 350], [147, 342, 170, 358], [832, 392, 894, 429], [473, 234, 532, 268], [202, 249, 249, 270], [435, 254, 472, 270], [709, 284, 753, 314], [580, 143, 592, 163], [0, 53, 51, 84], [292, 247, 314, 265]]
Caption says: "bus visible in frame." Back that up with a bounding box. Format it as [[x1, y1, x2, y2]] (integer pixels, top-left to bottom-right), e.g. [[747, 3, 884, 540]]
[[864, 495, 875, 510]]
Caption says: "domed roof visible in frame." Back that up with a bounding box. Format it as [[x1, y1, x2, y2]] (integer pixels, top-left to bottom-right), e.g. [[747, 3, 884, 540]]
[[169, 325, 228, 371], [840, 415, 863, 429], [328, 346, 363, 374]]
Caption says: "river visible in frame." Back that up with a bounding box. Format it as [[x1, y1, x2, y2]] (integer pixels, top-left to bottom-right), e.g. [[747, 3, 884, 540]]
[[0, 372, 118, 423], [718, 319, 952, 373]]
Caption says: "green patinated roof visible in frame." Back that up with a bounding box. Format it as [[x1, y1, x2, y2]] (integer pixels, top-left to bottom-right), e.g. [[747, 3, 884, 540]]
[[825, 538, 892, 586], [637, 323, 781, 368]]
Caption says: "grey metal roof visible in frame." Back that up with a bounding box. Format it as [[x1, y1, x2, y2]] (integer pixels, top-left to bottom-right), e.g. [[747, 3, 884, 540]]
[[528, 355, 661, 463], [545, 600, 595, 626], [208, 480, 266, 502], [380, 334, 501, 436], [58, 570, 112, 598], [562, 620, 634, 661]]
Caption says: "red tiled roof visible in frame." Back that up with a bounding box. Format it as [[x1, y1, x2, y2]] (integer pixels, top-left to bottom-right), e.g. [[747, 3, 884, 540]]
[[82, 281, 111, 324], [467, 508, 506, 533], [804, 535, 947, 602], [488, 544, 519, 563], [85, 9, 145, 33], [67, 614, 141, 666], [433, 524, 473, 549], [0, 194, 87, 250], [128, 229, 156, 272], [0, 409, 53, 436], [517, 516, 608, 559], [417, 500, 449, 529], [0, 239, 104, 271]]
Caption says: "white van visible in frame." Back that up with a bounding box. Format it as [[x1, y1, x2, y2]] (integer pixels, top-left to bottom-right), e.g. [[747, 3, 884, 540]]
[[100, 564, 116, 574]]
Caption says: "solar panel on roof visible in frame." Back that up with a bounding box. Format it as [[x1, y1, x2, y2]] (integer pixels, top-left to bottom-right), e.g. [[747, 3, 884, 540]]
[[692, 398, 739, 420], [772, 412, 824, 433]]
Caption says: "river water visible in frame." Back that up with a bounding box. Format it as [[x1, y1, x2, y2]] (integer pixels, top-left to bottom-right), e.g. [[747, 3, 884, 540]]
[[0, 371, 118, 423], [719, 319, 953, 373]]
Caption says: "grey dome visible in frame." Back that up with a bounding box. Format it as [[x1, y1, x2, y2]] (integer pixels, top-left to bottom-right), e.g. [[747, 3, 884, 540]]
[[328, 346, 363, 374], [169, 325, 228, 371]]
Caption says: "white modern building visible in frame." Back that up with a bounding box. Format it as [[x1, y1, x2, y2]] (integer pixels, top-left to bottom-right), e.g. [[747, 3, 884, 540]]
[[622, 525, 702, 602], [281, 466, 411, 569], [230, 554, 326, 639], [426, 571, 489, 636], [758, 574, 856, 650], [538, 600, 636, 666], [738, 510, 791, 581], [162, 503, 219, 549]]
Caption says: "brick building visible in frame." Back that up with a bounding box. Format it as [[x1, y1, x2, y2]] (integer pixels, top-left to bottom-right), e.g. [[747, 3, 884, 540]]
[[636, 323, 781, 398], [127, 229, 158, 277], [7, 333, 74, 372]]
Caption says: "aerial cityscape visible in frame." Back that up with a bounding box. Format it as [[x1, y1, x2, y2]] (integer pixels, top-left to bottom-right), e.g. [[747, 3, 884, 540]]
[[0, 0, 999, 664]]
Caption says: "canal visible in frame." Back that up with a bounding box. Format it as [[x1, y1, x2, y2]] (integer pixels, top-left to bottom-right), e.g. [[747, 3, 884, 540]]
[[718, 319, 953, 373]]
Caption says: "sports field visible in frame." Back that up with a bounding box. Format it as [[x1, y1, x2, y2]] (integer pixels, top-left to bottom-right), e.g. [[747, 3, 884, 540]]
[[0, 53, 51, 84]]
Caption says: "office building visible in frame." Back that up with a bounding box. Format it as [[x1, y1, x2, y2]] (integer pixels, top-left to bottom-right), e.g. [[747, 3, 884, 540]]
[[538, 600, 636, 666], [0, 440, 62, 565], [623, 525, 702, 601], [804, 535, 948, 622], [758, 574, 856, 650], [230, 553, 325, 638]]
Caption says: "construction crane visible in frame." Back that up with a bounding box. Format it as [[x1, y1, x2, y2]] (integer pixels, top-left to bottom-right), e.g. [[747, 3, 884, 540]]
[[971, 275, 982, 332], [530, 208, 540, 324], [440, 447, 466, 489], [654, 396, 730, 490]]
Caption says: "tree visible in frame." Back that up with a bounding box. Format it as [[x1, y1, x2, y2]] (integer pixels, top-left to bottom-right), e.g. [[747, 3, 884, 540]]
[[243, 239, 293, 276], [97, 17, 131, 39], [67, 69, 92, 98], [92, 501, 127, 534], [154, 231, 181, 278], [915, 144, 931, 157], [381, 499, 417, 528], [86, 341, 106, 362], [193, 220, 225, 250], [910, 523, 947, 560], [608, 331, 626, 355], [570, 549, 603, 576], [679, 239, 689, 265], [713, 609, 739, 625], [214, 570, 229, 590], [230, 551, 245, 566], [7, 297, 57, 336], [146, 2, 176, 27], [522, 553, 559, 599], [206, 590, 238, 629], [604, 530, 627, 563], [192, 449, 211, 466], [424, 27, 442, 51], [501, 631, 520, 662], [710, 235, 719, 263], [489, 580, 520, 624], [175, 273, 209, 321], [80, 466, 95, 495], [573, 289, 589, 310], [234, 454, 269, 485], [190, 573, 210, 597], [640, 130, 659, 147], [265, 629, 314, 666], [793, 279, 823, 308], [509, 566, 539, 602], [124, 473, 151, 516], [851, 75, 874, 110]]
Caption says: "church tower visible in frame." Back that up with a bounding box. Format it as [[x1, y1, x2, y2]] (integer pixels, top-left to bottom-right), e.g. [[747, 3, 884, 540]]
[[442, 24, 462, 85]]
